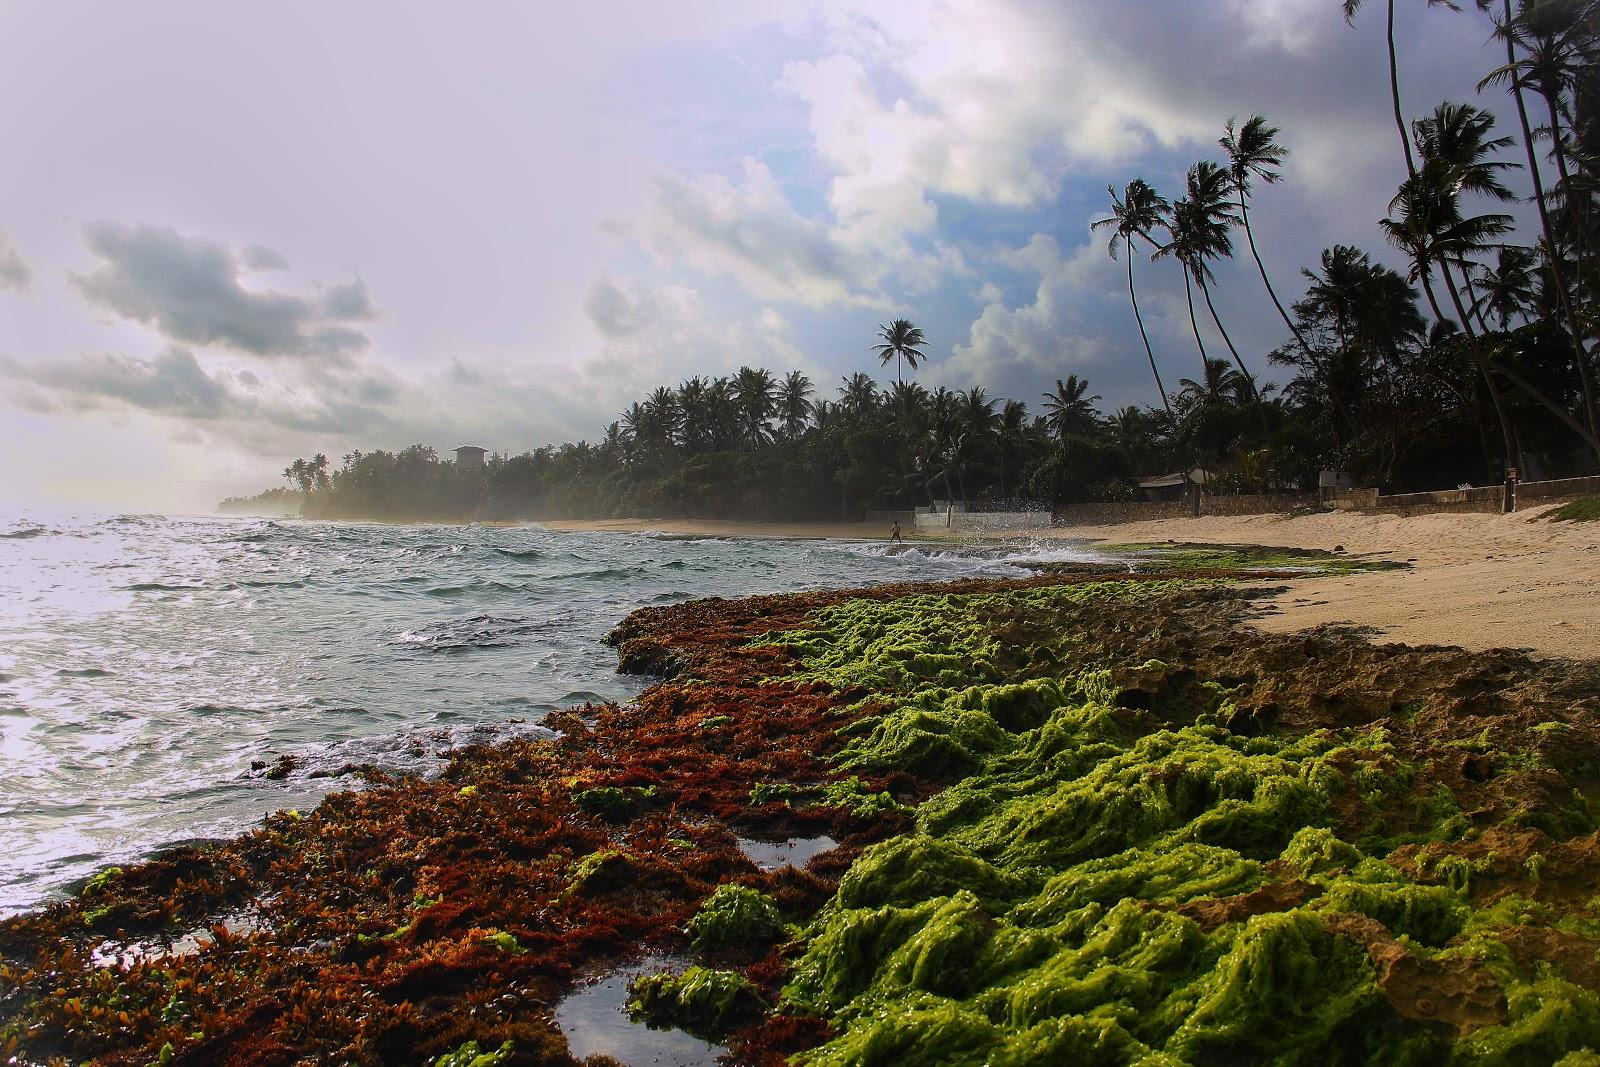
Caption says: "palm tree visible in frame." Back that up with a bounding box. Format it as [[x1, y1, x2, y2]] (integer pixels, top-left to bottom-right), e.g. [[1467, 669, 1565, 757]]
[[1179, 357, 1248, 408], [731, 366, 777, 448], [1342, 0, 1467, 180], [777, 370, 814, 440], [1221, 115, 1316, 361], [1160, 161, 1265, 422], [838, 372, 880, 415], [1041, 376, 1101, 443], [1473, 245, 1540, 326], [1384, 161, 1524, 465], [872, 319, 928, 385], [995, 399, 1031, 500], [1481, 0, 1600, 447], [1091, 179, 1176, 418]]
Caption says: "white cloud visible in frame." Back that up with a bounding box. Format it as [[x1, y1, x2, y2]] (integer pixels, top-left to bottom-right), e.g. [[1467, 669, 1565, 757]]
[[643, 158, 881, 308], [944, 233, 1120, 387]]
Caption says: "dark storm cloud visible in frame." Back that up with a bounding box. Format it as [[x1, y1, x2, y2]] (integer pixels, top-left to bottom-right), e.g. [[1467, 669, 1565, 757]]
[[69, 222, 374, 359]]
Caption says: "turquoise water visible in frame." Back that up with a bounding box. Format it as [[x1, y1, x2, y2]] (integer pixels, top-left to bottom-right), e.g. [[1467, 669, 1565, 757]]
[[0, 513, 1099, 915]]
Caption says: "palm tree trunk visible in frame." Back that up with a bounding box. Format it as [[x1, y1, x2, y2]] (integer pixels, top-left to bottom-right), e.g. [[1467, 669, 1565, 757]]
[[1196, 274, 1271, 437], [1387, 0, 1419, 179], [1436, 258, 1523, 472], [1239, 193, 1315, 357], [1180, 263, 1210, 370], [1416, 261, 1517, 475], [1534, 76, 1600, 455], [1127, 250, 1174, 419]]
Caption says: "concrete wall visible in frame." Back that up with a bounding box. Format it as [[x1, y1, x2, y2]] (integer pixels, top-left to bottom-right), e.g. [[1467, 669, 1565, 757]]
[[1051, 493, 1318, 527], [913, 509, 1054, 531], [1515, 474, 1600, 504]]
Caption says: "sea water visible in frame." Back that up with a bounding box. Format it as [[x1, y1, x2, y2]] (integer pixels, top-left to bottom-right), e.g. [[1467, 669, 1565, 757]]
[[0, 512, 1102, 915]]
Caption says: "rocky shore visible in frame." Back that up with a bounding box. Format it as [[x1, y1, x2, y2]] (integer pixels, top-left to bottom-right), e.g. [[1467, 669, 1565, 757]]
[[2, 564, 1597, 1064]]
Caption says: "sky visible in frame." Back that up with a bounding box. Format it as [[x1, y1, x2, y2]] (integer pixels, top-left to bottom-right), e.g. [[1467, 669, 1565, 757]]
[[0, 0, 1532, 512]]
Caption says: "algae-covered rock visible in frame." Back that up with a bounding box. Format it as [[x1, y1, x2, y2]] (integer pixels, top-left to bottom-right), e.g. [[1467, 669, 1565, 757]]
[[432, 1040, 514, 1067], [687, 884, 786, 952], [1165, 910, 1378, 1061], [628, 966, 765, 1037], [1280, 825, 1364, 876], [835, 835, 1029, 911]]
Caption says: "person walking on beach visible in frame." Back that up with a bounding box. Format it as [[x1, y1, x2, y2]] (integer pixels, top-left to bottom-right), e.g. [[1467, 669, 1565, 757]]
[[889, 520, 902, 543]]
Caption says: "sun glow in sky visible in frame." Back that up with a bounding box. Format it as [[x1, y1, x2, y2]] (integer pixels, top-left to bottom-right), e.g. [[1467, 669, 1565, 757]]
[[0, 0, 1523, 511]]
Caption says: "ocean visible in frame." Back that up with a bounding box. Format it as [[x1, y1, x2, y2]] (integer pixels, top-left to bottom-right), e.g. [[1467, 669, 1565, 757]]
[[0, 513, 1102, 916]]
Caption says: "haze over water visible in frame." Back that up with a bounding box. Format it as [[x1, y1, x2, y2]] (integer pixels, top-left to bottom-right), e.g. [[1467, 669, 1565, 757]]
[[0, 513, 1098, 915]]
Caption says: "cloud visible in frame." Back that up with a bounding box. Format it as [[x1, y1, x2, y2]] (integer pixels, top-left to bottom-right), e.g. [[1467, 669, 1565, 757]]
[[943, 234, 1119, 389], [644, 158, 884, 308], [0, 228, 33, 293], [2, 275, 824, 464], [69, 222, 374, 359], [240, 244, 290, 271], [2, 347, 232, 419]]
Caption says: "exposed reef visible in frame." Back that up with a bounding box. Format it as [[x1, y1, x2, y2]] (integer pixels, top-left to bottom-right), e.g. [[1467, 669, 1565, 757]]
[[2, 566, 1597, 1065]]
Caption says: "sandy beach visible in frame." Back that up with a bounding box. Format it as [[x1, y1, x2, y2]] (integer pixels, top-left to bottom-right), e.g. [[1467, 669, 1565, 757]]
[[548, 508, 1599, 660]]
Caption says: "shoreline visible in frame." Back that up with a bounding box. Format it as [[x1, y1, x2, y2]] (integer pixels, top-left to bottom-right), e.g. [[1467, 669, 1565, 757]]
[[5, 571, 1596, 1064], [548, 509, 1599, 660]]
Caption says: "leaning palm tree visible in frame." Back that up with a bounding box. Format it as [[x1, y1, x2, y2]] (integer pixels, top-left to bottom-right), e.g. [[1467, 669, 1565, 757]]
[[872, 318, 928, 386], [1383, 163, 1522, 463], [1091, 179, 1175, 418], [1480, 0, 1600, 446], [1342, 0, 1469, 179], [1221, 115, 1315, 358], [1160, 162, 1265, 424], [1412, 101, 1522, 332]]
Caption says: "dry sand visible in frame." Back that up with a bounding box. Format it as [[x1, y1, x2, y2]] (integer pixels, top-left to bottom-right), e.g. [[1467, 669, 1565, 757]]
[[1041, 506, 1599, 660], [545, 509, 1598, 660]]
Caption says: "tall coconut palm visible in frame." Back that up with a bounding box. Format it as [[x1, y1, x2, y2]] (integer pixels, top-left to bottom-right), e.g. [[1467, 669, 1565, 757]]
[[731, 366, 776, 449], [872, 318, 928, 385], [777, 370, 814, 440], [1481, 0, 1600, 447], [1342, 0, 1469, 179], [1160, 162, 1265, 420], [1091, 179, 1176, 418], [1220, 115, 1314, 359], [1041, 376, 1101, 443]]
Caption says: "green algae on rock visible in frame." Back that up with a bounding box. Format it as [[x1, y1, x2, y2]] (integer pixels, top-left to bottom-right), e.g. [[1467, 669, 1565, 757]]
[[686, 884, 787, 952], [627, 965, 766, 1037]]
